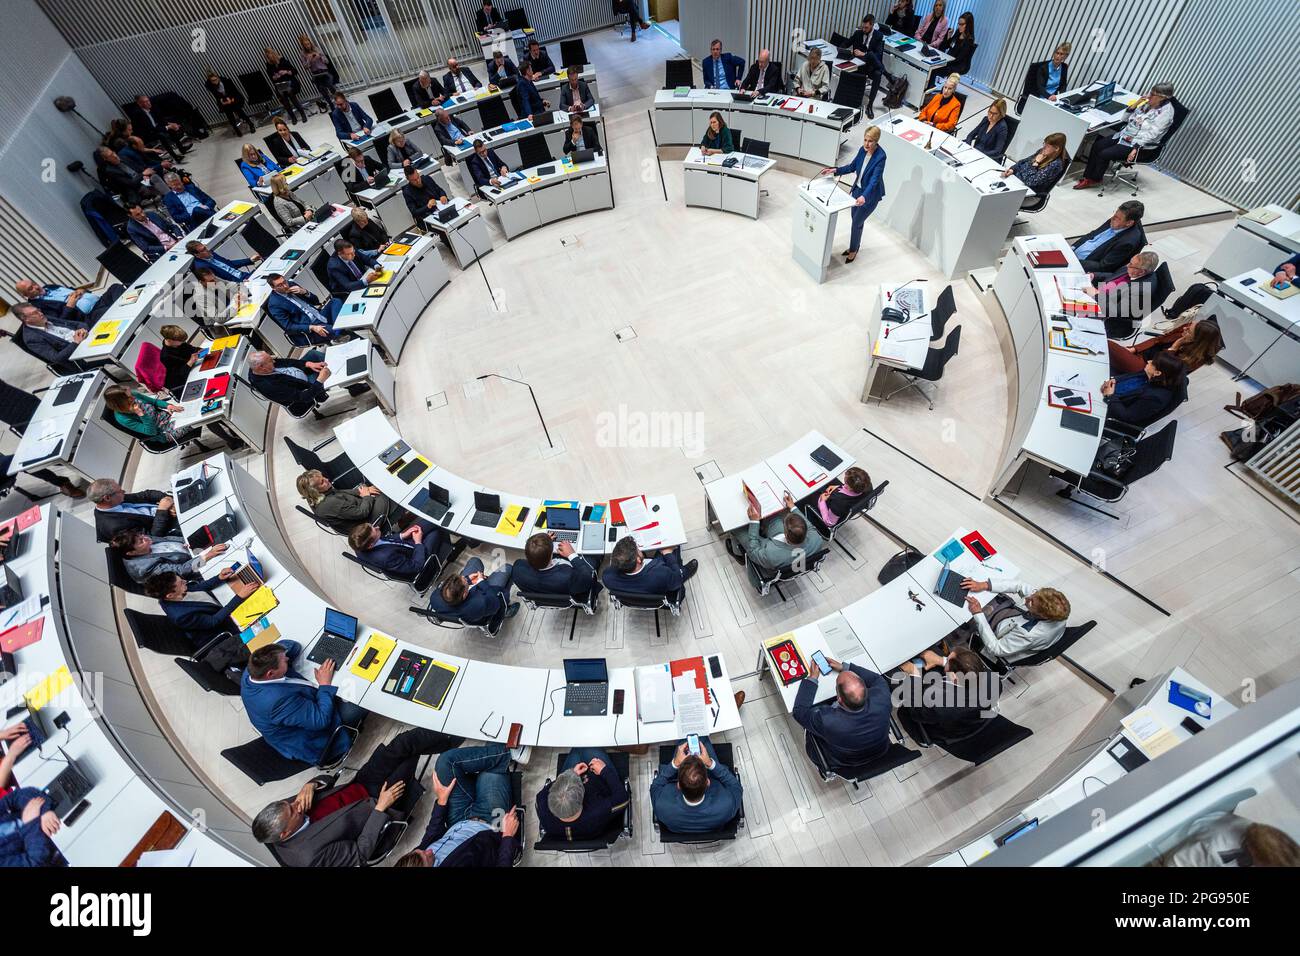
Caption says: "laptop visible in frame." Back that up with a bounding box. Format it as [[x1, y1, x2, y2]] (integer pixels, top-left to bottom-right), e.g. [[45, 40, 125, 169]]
[[933, 563, 966, 607], [469, 491, 503, 527], [185, 510, 241, 549], [1, 565, 22, 606], [572, 148, 595, 164], [1094, 81, 1127, 114], [310, 203, 335, 224], [1, 528, 29, 562], [201, 221, 218, 240], [52, 378, 84, 406], [537, 165, 556, 176], [411, 481, 453, 520], [546, 506, 580, 543], [175, 462, 214, 512], [434, 203, 459, 223], [44, 750, 93, 820], [228, 550, 265, 589], [307, 607, 359, 666], [563, 657, 609, 717]]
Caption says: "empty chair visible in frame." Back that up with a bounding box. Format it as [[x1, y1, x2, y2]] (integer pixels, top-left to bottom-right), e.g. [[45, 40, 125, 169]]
[[478, 96, 510, 130], [240, 216, 282, 255], [884, 325, 961, 409], [367, 87, 404, 122], [900, 710, 1033, 764], [930, 285, 956, 341], [283, 435, 363, 488], [517, 133, 553, 168], [96, 241, 149, 284], [516, 586, 598, 641], [742, 138, 770, 158], [560, 39, 589, 68], [606, 588, 681, 637], [1057, 420, 1177, 513], [123, 608, 241, 696], [238, 71, 276, 114], [664, 58, 694, 89], [831, 70, 867, 112]]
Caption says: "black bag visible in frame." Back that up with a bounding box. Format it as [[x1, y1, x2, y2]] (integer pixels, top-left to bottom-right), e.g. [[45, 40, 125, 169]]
[[1219, 427, 1263, 463], [1163, 281, 1216, 321], [881, 74, 909, 109], [1096, 434, 1137, 477], [878, 546, 922, 584]]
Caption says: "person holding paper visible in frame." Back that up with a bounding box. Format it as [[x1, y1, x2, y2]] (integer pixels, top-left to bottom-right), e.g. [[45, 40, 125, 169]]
[[325, 238, 383, 296], [401, 166, 451, 218], [602, 535, 698, 603], [792, 655, 891, 772], [1084, 249, 1161, 337], [144, 568, 259, 648], [726, 489, 825, 571]]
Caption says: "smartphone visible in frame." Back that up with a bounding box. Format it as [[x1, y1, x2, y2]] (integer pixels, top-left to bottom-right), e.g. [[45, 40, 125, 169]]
[[612, 689, 625, 714], [811, 649, 832, 676], [1241, 277, 1256, 287], [686, 734, 700, 756], [1181, 716, 1204, 735]]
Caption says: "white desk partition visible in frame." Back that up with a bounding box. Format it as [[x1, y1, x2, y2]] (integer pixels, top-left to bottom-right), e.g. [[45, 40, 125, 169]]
[[6, 372, 131, 487], [423, 197, 494, 269], [479, 153, 613, 240], [792, 178, 856, 283], [1006, 83, 1140, 166], [171, 336, 272, 451], [351, 158, 450, 236], [1202, 269, 1300, 387], [683, 147, 777, 219], [1204, 205, 1300, 280], [333, 233, 450, 363]]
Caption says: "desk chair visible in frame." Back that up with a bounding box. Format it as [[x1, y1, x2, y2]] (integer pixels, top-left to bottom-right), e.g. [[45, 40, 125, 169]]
[[367, 88, 403, 123], [283, 435, 364, 489], [606, 588, 682, 638], [296, 503, 346, 535], [518, 132, 553, 168], [1014, 164, 1066, 222], [96, 241, 149, 285], [805, 479, 889, 562], [930, 284, 956, 341], [0, 455, 58, 505], [1015, 63, 1039, 114], [561, 39, 590, 69], [1100, 97, 1190, 197], [999, 115, 1020, 161], [900, 710, 1033, 765], [831, 70, 868, 112], [746, 541, 829, 599], [742, 138, 770, 158], [104, 546, 149, 597], [240, 370, 348, 422], [408, 592, 510, 637], [978, 620, 1097, 691], [807, 730, 920, 790], [882, 324, 962, 409], [240, 216, 282, 255], [9, 325, 83, 377], [98, 404, 208, 456], [1054, 420, 1177, 518], [517, 586, 599, 641], [345, 534, 457, 595], [534, 751, 633, 852], [478, 96, 511, 131], [652, 743, 744, 844], [222, 719, 360, 786], [123, 608, 242, 696], [829, 32, 852, 48], [238, 71, 277, 121], [664, 58, 694, 90]]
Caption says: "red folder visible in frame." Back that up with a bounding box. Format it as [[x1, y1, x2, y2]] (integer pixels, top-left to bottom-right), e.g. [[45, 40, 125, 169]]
[[1029, 249, 1068, 268], [0, 617, 44, 654], [204, 374, 231, 399], [609, 494, 646, 525], [670, 656, 712, 705]]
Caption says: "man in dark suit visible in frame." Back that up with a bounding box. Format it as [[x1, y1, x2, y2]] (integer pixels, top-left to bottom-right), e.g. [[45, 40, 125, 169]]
[[247, 349, 331, 415], [330, 92, 374, 142], [88, 478, 181, 542], [488, 50, 519, 88], [431, 108, 473, 155], [792, 655, 891, 773], [427, 556, 518, 628], [701, 39, 743, 90], [11, 303, 88, 368], [1073, 201, 1146, 275], [144, 569, 259, 647], [349, 520, 449, 590], [524, 39, 556, 77], [849, 15, 889, 114], [650, 737, 743, 833], [127, 94, 189, 155], [738, 48, 782, 95], [125, 203, 184, 260], [512, 532, 601, 604], [265, 273, 342, 344], [401, 166, 451, 219], [395, 743, 521, 867], [252, 726, 463, 867], [1086, 250, 1161, 337], [511, 61, 549, 120], [409, 70, 442, 109], [162, 172, 217, 228], [441, 58, 481, 98], [601, 535, 698, 602], [475, 0, 506, 32], [465, 138, 511, 198], [94, 146, 158, 206], [559, 66, 594, 114], [1017, 44, 1070, 112], [535, 750, 628, 842], [895, 648, 991, 747], [186, 240, 259, 282], [325, 238, 382, 296]]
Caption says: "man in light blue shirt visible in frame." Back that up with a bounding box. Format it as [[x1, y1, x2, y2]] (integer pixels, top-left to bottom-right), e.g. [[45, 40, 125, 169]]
[[1072, 200, 1146, 275], [702, 39, 736, 90]]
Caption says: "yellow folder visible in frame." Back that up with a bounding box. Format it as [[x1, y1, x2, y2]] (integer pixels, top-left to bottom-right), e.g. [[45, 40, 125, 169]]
[[351, 632, 396, 682], [25, 665, 73, 712], [495, 504, 528, 536], [371, 269, 396, 285], [232, 586, 279, 629], [211, 334, 242, 350], [228, 201, 254, 214]]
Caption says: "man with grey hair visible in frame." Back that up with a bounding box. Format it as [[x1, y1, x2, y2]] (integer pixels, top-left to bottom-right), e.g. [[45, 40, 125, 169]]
[[410, 68, 440, 109], [535, 749, 628, 841], [431, 107, 472, 157], [1086, 250, 1162, 337], [1075, 82, 1177, 188], [89, 477, 181, 543], [161, 170, 217, 229], [245, 348, 332, 416], [251, 726, 462, 867], [11, 302, 88, 367]]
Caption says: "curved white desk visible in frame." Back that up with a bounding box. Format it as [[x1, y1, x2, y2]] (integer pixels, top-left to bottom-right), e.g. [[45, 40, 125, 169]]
[[478, 152, 613, 240], [683, 147, 776, 219]]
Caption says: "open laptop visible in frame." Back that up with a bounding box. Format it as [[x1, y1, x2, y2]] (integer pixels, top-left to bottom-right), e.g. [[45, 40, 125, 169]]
[[572, 148, 596, 164], [185, 508, 241, 549], [1093, 80, 1127, 114], [563, 658, 609, 717], [1, 564, 24, 607], [434, 203, 459, 223], [411, 481, 453, 521], [933, 563, 966, 606], [1, 527, 30, 562], [175, 462, 215, 513], [307, 607, 359, 666], [546, 506, 580, 543], [469, 491, 503, 527], [44, 749, 94, 820]]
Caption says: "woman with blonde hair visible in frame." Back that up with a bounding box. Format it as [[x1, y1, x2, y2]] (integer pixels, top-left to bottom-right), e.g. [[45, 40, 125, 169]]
[[1020, 41, 1072, 110], [918, 72, 963, 132], [386, 129, 423, 169], [265, 46, 308, 122], [268, 173, 311, 231], [964, 97, 1009, 158], [915, 0, 950, 46], [796, 46, 830, 99], [238, 142, 280, 187]]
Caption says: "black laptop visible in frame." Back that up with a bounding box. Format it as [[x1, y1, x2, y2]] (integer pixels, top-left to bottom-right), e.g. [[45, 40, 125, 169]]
[[185, 510, 240, 549], [435, 203, 459, 223], [810, 444, 843, 471], [411, 481, 453, 521], [307, 607, 359, 666], [1, 564, 24, 607], [562, 658, 609, 717], [1, 528, 30, 562], [572, 148, 596, 164], [469, 491, 503, 527], [44, 750, 93, 820]]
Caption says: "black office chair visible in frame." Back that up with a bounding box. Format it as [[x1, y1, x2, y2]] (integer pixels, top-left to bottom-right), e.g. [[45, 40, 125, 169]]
[[829, 32, 852, 47], [664, 58, 694, 89], [506, 8, 530, 30], [882, 324, 961, 409], [223, 717, 359, 785], [1015, 62, 1040, 114], [606, 588, 682, 638], [96, 241, 149, 284], [517, 133, 553, 168], [930, 285, 956, 342], [1017, 165, 1066, 217], [516, 586, 599, 641], [310, 249, 334, 295], [807, 733, 920, 790], [745, 540, 830, 600], [999, 115, 1020, 161], [238, 71, 277, 117], [900, 710, 1033, 765], [804, 479, 889, 562], [240, 216, 283, 255], [981, 621, 1098, 684], [478, 96, 511, 130], [99, 404, 206, 456], [534, 751, 633, 851], [831, 70, 868, 111], [1102, 96, 1190, 196], [367, 88, 404, 123], [283, 435, 364, 488], [344, 546, 448, 595], [122, 608, 242, 696], [104, 546, 148, 596], [1056, 420, 1178, 516], [730, 128, 744, 153], [7, 326, 80, 377], [742, 138, 770, 158], [560, 39, 589, 68], [652, 743, 744, 844], [408, 593, 510, 638]]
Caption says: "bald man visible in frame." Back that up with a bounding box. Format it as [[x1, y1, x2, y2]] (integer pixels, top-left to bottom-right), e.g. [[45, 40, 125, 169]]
[[739, 49, 782, 95], [792, 655, 891, 772]]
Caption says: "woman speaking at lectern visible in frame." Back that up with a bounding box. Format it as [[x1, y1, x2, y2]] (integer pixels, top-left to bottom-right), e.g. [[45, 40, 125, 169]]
[[819, 126, 886, 264]]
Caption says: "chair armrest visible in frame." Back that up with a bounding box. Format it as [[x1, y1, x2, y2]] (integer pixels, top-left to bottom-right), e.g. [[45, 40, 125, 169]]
[[1102, 419, 1143, 441], [1081, 467, 1127, 496]]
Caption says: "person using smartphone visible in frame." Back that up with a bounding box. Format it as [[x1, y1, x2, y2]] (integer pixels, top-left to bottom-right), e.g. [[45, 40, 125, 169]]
[[792, 654, 891, 775]]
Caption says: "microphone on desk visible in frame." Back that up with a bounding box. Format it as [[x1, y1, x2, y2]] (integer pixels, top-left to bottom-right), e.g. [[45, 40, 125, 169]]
[[954, 99, 994, 135]]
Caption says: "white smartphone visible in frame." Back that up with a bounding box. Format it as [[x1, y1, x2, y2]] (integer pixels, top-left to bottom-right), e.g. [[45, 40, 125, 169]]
[[686, 733, 700, 756]]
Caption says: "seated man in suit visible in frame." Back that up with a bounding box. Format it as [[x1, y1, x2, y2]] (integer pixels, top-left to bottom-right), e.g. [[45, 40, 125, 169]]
[[11, 303, 88, 368], [161, 171, 217, 228], [956, 577, 1071, 665], [725, 489, 825, 571], [252, 726, 463, 867], [395, 743, 522, 868], [559, 66, 594, 114], [246, 349, 331, 415], [265, 272, 342, 344], [432, 108, 473, 153], [110, 528, 227, 583], [88, 478, 181, 542], [15, 277, 116, 323], [601, 535, 698, 602], [144, 569, 259, 648], [512, 531, 601, 604], [895, 647, 991, 747], [427, 555, 519, 626], [1073, 200, 1146, 275], [488, 49, 519, 88], [850, 15, 887, 77], [475, 0, 505, 32], [409, 70, 441, 110], [701, 38, 742, 90], [563, 114, 602, 154], [650, 737, 743, 833], [738, 48, 782, 96], [125, 202, 184, 260], [240, 640, 366, 764], [325, 238, 382, 296], [465, 138, 512, 199], [1084, 250, 1161, 337], [441, 57, 481, 98], [186, 240, 259, 282], [330, 92, 374, 142], [94, 146, 160, 206], [128, 93, 189, 154], [402, 165, 451, 219], [792, 655, 891, 772], [511, 61, 549, 121], [536, 749, 628, 843], [349, 519, 448, 590], [524, 39, 556, 77], [298, 469, 401, 534]]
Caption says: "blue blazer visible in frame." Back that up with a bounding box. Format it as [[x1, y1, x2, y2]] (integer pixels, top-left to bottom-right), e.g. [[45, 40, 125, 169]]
[[163, 182, 217, 228], [835, 145, 887, 205], [358, 529, 445, 580], [240, 640, 344, 764], [325, 249, 380, 295], [239, 152, 281, 187], [192, 251, 255, 282], [512, 76, 546, 117], [427, 575, 508, 626], [466, 149, 508, 190], [126, 212, 184, 260], [331, 102, 374, 140], [601, 551, 684, 598], [511, 554, 600, 601], [159, 574, 240, 645], [701, 53, 743, 89], [267, 289, 335, 345], [0, 787, 58, 867], [792, 663, 891, 768], [650, 750, 743, 833]]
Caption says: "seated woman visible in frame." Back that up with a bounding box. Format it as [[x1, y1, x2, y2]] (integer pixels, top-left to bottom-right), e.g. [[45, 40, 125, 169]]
[[103, 384, 197, 445], [343, 206, 389, 252], [1108, 318, 1223, 376], [386, 129, 423, 169], [1002, 132, 1068, 203], [699, 111, 734, 155], [918, 72, 963, 132], [795, 46, 830, 100], [1101, 352, 1188, 429], [158, 324, 201, 394], [267, 173, 311, 231], [239, 143, 281, 187], [964, 96, 1009, 159], [563, 113, 602, 154], [802, 466, 873, 535], [939, 11, 976, 74]]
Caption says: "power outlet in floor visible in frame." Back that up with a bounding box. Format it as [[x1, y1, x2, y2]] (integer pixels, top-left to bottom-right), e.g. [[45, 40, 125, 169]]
[[614, 326, 636, 341], [425, 391, 447, 411]]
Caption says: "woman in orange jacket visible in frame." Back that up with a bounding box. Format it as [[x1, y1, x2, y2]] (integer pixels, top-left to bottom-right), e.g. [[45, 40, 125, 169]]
[[918, 72, 963, 132]]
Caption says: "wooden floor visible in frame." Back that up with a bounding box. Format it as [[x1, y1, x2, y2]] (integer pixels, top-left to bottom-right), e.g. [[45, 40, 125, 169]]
[[4, 24, 1292, 867]]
